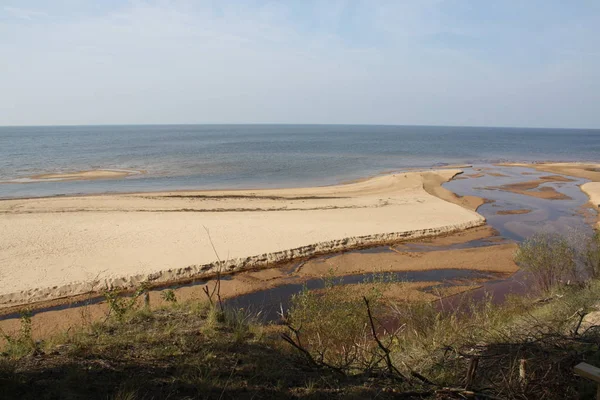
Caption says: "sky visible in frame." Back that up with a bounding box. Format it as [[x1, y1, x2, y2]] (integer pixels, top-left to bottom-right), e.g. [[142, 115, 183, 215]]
[[1, 0, 599, 128]]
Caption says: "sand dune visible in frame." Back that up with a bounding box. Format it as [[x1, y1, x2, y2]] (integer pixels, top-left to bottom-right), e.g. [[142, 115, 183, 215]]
[[0, 169, 484, 306]]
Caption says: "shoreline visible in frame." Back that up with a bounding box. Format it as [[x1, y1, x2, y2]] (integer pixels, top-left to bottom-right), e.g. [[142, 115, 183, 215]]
[[0, 165, 471, 201], [1, 162, 598, 310], [0, 169, 485, 307]]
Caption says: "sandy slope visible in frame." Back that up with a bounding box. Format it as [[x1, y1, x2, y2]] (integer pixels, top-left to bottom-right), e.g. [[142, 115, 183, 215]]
[[0, 169, 484, 306]]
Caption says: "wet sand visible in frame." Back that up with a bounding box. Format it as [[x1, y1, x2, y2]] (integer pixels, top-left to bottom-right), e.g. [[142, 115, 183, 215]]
[[487, 176, 574, 200], [0, 169, 484, 307], [295, 243, 518, 277], [500, 162, 600, 226], [496, 209, 532, 215], [500, 162, 600, 181]]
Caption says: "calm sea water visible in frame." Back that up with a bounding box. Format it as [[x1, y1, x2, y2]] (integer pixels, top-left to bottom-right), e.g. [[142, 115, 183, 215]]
[[1, 124, 599, 198]]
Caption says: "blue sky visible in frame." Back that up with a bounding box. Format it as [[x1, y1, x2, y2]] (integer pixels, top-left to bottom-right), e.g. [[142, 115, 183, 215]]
[[1, 0, 599, 128]]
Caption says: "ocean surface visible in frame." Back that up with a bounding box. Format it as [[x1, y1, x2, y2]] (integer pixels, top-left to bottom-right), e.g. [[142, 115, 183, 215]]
[[1, 124, 599, 199]]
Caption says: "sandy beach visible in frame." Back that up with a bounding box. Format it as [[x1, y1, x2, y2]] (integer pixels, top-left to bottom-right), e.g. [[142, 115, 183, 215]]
[[0, 169, 485, 307]]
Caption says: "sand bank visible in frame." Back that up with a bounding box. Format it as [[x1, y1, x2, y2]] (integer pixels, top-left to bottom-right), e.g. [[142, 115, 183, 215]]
[[0, 169, 485, 307], [496, 209, 532, 215], [295, 243, 518, 278], [500, 162, 600, 226], [487, 176, 574, 200], [0, 169, 143, 183], [499, 162, 600, 181]]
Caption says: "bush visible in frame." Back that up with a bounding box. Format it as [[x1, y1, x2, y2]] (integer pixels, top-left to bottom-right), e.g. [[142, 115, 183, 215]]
[[286, 283, 383, 372], [515, 232, 576, 293], [583, 231, 600, 279], [1, 309, 37, 358]]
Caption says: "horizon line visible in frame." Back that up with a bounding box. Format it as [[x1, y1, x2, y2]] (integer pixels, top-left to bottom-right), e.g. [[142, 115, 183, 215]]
[[1, 122, 599, 131]]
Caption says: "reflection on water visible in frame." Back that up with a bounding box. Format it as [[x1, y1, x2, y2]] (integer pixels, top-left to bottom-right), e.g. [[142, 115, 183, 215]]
[[225, 269, 498, 321], [444, 165, 596, 241]]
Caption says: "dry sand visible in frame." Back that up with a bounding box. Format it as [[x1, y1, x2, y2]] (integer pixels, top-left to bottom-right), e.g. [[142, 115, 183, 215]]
[[582, 182, 600, 207], [582, 182, 600, 226], [0, 169, 485, 307], [421, 171, 488, 211]]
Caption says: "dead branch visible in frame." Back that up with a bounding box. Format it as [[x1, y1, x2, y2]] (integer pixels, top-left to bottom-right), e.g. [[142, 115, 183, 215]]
[[203, 226, 224, 311], [363, 296, 406, 381], [465, 357, 479, 390]]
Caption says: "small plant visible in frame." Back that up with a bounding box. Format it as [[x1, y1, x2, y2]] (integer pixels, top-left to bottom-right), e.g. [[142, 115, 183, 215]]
[[161, 289, 177, 303], [0, 308, 36, 358], [515, 232, 576, 293], [104, 283, 150, 321]]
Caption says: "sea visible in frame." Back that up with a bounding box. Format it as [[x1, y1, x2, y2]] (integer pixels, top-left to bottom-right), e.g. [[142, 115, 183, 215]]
[[1, 124, 599, 199]]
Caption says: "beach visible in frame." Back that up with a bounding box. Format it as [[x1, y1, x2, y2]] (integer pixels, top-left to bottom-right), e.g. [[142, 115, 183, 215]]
[[0, 162, 598, 340], [0, 169, 484, 307]]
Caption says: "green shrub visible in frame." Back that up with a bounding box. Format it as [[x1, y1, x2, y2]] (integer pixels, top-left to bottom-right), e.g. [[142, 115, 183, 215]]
[[104, 283, 149, 321], [584, 231, 600, 279], [1, 309, 37, 358], [161, 289, 177, 303], [286, 283, 383, 372], [515, 232, 576, 293]]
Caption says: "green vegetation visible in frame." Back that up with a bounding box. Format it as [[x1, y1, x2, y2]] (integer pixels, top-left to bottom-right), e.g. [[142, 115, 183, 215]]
[[1, 231, 600, 399], [514, 232, 576, 292], [0, 310, 36, 359]]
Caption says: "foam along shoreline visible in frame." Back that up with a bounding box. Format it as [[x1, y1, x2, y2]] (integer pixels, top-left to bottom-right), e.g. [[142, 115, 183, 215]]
[[0, 169, 144, 183], [0, 169, 484, 307]]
